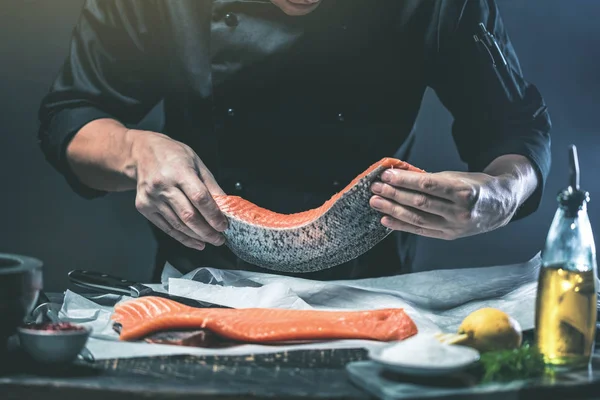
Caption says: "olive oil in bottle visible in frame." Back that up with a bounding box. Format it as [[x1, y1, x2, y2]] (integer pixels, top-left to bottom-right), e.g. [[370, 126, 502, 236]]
[[535, 266, 596, 367], [535, 145, 598, 369]]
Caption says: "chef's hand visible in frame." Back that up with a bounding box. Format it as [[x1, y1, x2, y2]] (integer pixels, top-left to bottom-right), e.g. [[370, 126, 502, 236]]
[[129, 130, 228, 250], [369, 168, 522, 240]]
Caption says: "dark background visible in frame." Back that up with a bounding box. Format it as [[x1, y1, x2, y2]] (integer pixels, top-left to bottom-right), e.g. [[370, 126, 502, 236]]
[[1, 1, 598, 291]]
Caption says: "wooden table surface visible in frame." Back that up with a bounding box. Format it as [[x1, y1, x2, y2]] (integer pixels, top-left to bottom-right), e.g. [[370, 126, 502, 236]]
[[3, 295, 600, 400], [2, 340, 370, 400]]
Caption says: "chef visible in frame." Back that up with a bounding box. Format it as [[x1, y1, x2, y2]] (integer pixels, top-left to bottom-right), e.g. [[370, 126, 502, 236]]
[[38, 0, 551, 281]]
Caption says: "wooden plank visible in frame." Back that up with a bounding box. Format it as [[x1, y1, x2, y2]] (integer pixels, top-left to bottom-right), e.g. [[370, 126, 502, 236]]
[[94, 348, 370, 372]]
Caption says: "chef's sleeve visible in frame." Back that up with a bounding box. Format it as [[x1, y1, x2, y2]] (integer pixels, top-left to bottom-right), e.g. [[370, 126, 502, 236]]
[[426, 0, 552, 221], [37, 0, 163, 198]]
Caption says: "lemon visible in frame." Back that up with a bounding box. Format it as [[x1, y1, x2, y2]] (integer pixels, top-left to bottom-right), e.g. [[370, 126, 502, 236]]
[[457, 308, 523, 353]]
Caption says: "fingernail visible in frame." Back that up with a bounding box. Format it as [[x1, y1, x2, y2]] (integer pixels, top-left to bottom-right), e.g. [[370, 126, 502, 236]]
[[195, 242, 206, 251], [371, 182, 383, 194], [381, 170, 393, 182], [214, 235, 226, 246], [217, 220, 229, 232], [371, 197, 384, 209]]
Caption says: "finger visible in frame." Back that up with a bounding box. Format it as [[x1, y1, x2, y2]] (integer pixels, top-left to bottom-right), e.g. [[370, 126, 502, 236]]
[[379, 215, 448, 240], [197, 163, 227, 197], [159, 206, 203, 241], [371, 182, 456, 218], [379, 169, 459, 202], [135, 194, 206, 249], [370, 195, 446, 229], [156, 197, 225, 247], [149, 212, 206, 251], [177, 173, 229, 232]]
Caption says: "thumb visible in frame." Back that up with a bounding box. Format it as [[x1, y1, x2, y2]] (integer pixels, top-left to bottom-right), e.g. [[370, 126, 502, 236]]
[[195, 161, 226, 196], [198, 164, 226, 197], [204, 175, 226, 197]]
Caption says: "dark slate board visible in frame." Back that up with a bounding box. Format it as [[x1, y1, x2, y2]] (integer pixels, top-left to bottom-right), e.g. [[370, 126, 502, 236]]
[[346, 356, 600, 400]]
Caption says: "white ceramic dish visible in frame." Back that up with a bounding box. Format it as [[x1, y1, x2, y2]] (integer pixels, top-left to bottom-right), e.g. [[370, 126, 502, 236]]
[[368, 339, 480, 377]]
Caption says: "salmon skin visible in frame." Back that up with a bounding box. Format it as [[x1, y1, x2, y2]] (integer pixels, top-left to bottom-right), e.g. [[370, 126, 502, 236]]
[[214, 157, 424, 273], [142, 329, 236, 348], [112, 296, 418, 343]]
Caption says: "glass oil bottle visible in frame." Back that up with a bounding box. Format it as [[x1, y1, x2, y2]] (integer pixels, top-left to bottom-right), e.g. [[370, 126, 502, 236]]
[[535, 145, 597, 369]]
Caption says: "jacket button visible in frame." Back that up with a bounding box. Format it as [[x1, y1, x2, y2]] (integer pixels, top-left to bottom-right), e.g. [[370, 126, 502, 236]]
[[234, 182, 243, 192], [333, 180, 341, 188], [225, 13, 239, 27], [227, 108, 235, 117], [337, 113, 345, 122]]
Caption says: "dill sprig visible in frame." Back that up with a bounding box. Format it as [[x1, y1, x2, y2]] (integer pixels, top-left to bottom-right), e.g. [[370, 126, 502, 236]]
[[479, 343, 546, 383]]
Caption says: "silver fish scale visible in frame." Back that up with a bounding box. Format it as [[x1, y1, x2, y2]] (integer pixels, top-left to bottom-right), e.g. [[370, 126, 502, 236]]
[[222, 165, 393, 273]]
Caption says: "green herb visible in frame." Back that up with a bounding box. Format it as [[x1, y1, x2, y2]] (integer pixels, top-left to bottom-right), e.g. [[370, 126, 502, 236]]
[[479, 343, 546, 383]]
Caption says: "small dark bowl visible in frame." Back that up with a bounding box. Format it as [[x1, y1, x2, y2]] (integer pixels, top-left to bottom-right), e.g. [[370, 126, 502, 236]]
[[18, 324, 91, 365], [0, 254, 43, 349]]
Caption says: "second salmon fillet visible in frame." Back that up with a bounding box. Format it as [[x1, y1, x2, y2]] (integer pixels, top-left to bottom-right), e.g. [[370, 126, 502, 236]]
[[112, 297, 419, 343]]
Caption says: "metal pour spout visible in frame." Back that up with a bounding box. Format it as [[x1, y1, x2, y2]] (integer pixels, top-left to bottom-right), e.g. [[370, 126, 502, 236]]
[[569, 144, 580, 191]]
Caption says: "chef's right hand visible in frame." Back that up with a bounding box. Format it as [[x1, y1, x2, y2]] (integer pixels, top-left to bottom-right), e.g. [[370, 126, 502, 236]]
[[129, 130, 228, 250]]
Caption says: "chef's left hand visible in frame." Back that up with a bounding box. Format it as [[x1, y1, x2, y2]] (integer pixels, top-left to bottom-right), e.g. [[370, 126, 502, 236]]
[[369, 169, 519, 240]]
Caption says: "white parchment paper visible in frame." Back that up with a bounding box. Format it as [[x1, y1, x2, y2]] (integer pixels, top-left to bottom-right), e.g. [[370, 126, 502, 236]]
[[58, 253, 541, 360]]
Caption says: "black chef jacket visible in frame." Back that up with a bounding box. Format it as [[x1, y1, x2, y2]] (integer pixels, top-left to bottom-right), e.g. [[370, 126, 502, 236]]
[[37, 0, 552, 281]]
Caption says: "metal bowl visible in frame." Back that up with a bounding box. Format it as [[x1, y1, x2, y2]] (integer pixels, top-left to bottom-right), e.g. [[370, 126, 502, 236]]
[[0, 254, 43, 348], [17, 325, 91, 364]]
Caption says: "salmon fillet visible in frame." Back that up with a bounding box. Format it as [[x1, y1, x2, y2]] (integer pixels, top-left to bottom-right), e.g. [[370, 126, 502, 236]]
[[112, 297, 418, 343], [214, 157, 424, 273]]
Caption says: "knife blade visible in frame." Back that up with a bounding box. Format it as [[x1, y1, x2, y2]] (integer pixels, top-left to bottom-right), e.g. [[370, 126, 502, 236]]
[[68, 270, 231, 309]]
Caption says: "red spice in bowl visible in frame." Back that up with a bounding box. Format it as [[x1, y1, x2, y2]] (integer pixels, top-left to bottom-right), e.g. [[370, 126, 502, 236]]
[[20, 322, 86, 332]]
